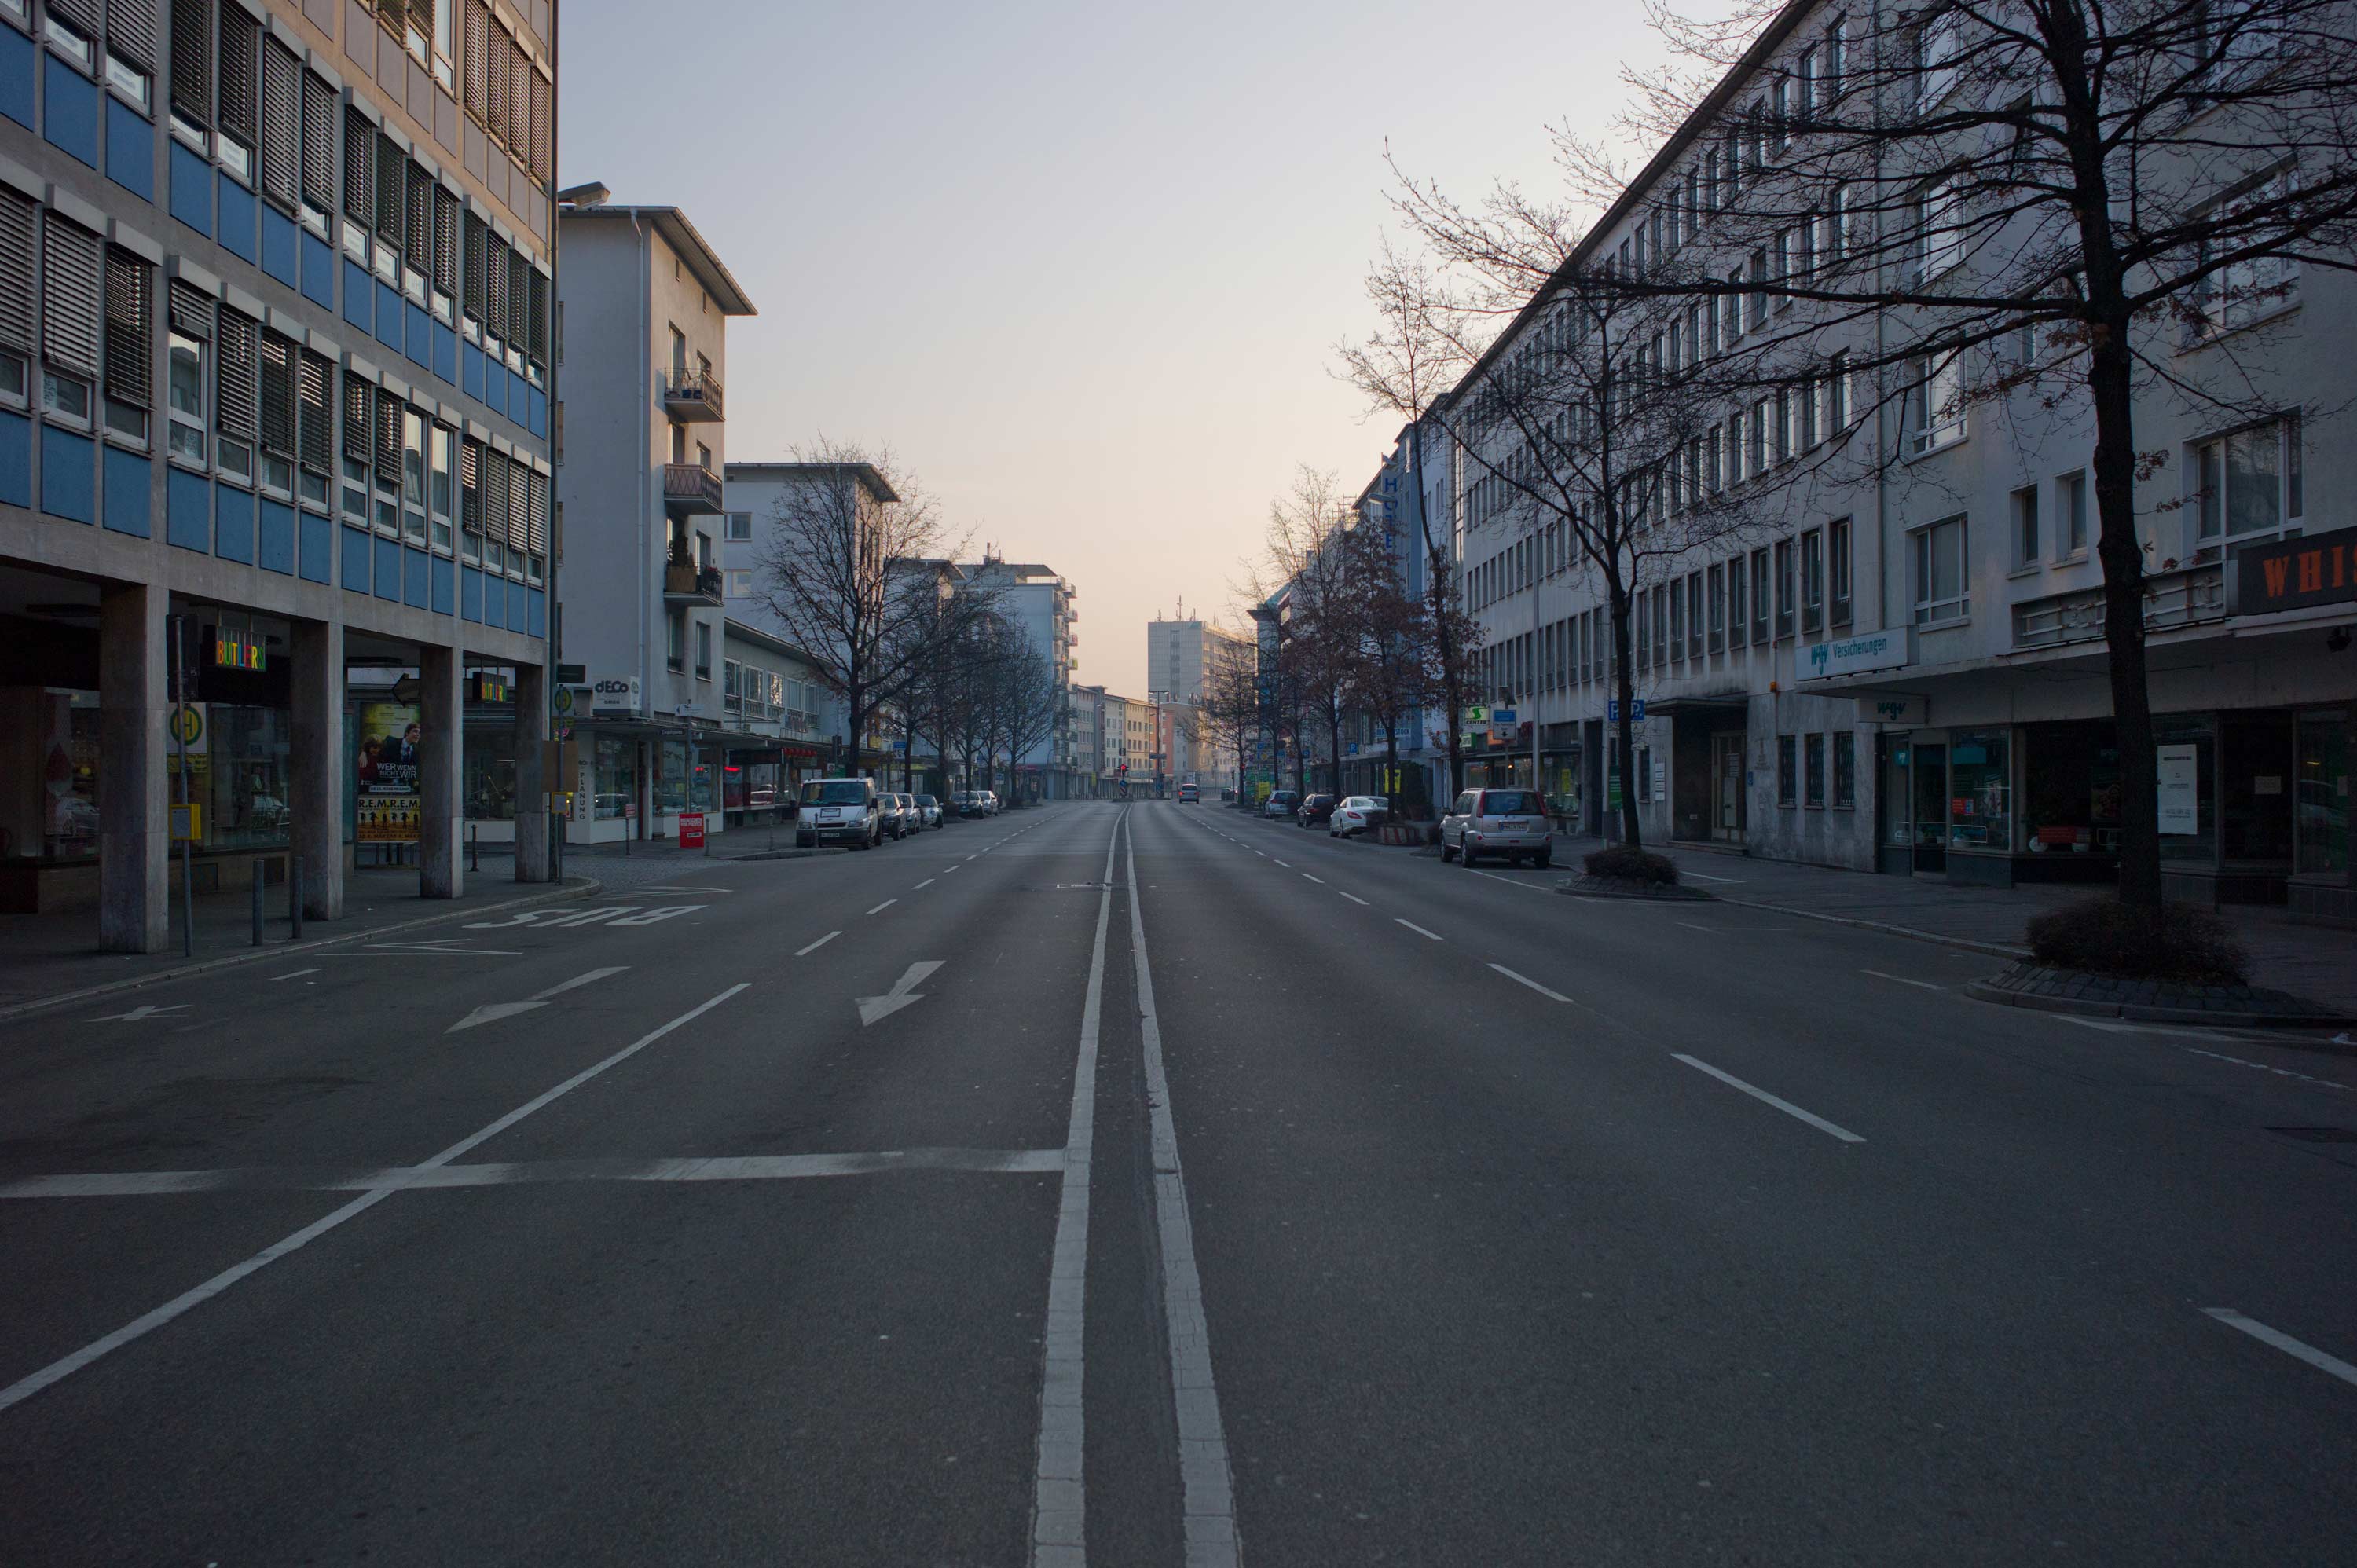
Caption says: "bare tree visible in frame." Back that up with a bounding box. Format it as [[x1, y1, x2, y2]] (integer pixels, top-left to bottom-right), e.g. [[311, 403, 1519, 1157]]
[[1328, 519, 1440, 815], [1563, 0, 2357, 903], [1259, 467, 1365, 799], [1193, 632, 1264, 804], [750, 441, 972, 776]]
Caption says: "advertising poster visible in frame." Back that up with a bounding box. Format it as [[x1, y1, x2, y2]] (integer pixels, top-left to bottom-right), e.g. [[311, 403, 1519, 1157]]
[[356, 702, 423, 843], [2157, 744, 2199, 836]]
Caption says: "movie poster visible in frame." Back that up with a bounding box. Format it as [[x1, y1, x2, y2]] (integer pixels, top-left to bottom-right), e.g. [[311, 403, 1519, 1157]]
[[356, 702, 422, 843]]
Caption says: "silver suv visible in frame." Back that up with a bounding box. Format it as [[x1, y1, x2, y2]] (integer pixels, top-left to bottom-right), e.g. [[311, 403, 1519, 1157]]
[[796, 778, 882, 850], [1439, 788, 1552, 869]]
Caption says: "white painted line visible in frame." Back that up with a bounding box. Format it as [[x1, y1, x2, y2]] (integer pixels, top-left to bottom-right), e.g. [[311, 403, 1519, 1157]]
[[1469, 868, 1550, 893], [795, 932, 841, 957], [1274, 859, 1290, 868], [967, 854, 980, 861], [1862, 969, 1945, 991], [1489, 964, 1572, 1003], [1395, 919, 1443, 941], [533, 965, 627, 1001], [1031, 804, 1122, 1564], [269, 968, 320, 981], [1124, 815, 1241, 1568], [1680, 870, 1744, 883], [1302, 874, 1325, 885], [2205, 1308, 2357, 1390], [637, 885, 732, 893], [0, 982, 749, 1415], [1673, 1053, 1865, 1144], [867, 899, 897, 915], [912, 879, 935, 891], [1337, 892, 1370, 907], [334, 947, 522, 958], [945, 865, 962, 874]]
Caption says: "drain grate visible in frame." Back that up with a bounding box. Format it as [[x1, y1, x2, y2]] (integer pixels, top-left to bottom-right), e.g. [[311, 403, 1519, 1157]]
[[2269, 1127, 2357, 1143]]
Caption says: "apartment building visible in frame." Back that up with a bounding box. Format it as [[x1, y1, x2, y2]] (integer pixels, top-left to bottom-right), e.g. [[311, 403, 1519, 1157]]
[[554, 199, 753, 844], [1439, 0, 2353, 920], [959, 553, 1080, 799], [0, 0, 558, 943], [1145, 612, 1248, 787], [717, 616, 834, 826]]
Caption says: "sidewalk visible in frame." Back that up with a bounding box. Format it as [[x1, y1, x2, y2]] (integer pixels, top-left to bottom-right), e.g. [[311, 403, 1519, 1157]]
[[0, 866, 593, 1019], [1574, 836, 2357, 1017]]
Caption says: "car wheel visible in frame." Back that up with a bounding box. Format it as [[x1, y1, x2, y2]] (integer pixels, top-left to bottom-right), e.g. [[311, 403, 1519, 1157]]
[[1462, 847, 1480, 868], [1535, 852, 1552, 870]]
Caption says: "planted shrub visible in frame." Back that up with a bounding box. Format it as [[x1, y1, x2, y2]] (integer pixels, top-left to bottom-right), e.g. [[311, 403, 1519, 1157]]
[[2025, 896, 2250, 986], [1582, 846, 1679, 885]]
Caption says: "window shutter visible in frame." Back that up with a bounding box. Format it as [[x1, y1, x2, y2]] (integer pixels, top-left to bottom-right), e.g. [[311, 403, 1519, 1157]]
[[258, 328, 295, 457], [342, 368, 372, 461], [463, 0, 487, 115], [526, 469, 547, 555], [42, 217, 103, 379], [405, 159, 431, 269], [432, 186, 459, 296], [375, 130, 404, 245], [462, 211, 485, 321], [343, 105, 372, 225], [374, 386, 401, 480], [459, 436, 481, 532], [508, 42, 529, 157], [259, 37, 300, 213], [0, 189, 33, 355], [297, 348, 332, 471], [530, 67, 551, 183], [508, 251, 530, 349], [217, 2, 258, 152], [376, 0, 401, 39], [215, 307, 258, 442], [51, 0, 101, 44], [483, 449, 508, 547], [103, 247, 153, 408], [168, 278, 211, 337], [301, 72, 335, 213], [485, 236, 508, 338], [107, 0, 159, 73], [169, 0, 212, 128], [527, 268, 548, 365], [484, 18, 508, 140]]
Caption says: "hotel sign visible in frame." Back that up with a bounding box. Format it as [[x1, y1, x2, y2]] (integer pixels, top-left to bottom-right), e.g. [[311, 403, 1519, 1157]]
[[2232, 535, 2357, 614], [1804, 628, 1912, 680]]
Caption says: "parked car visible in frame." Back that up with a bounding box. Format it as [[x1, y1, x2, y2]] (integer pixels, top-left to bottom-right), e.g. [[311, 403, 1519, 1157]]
[[1439, 788, 1552, 868], [980, 790, 1002, 816], [915, 793, 943, 829], [955, 790, 991, 819], [1263, 789, 1300, 820], [795, 778, 882, 850], [1176, 783, 1200, 804], [1329, 796, 1390, 837], [1299, 793, 1337, 828]]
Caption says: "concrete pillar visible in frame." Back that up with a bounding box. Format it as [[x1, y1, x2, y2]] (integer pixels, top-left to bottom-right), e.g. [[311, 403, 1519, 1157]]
[[98, 584, 168, 952], [289, 619, 345, 920], [513, 661, 551, 881], [417, 643, 463, 898]]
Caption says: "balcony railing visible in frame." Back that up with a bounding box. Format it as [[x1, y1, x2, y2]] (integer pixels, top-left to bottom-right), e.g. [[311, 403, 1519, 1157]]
[[2012, 563, 2226, 651], [663, 559, 724, 606], [663, 462, 725, 517], [662, 367, 725, 423]]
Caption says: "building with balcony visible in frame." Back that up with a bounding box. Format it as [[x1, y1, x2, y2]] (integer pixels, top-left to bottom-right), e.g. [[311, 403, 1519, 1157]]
[[0, 0, 559, 942], [958, 551, 1082, 799], [554, 198, 753, 844], [717, 616, 839, 829]]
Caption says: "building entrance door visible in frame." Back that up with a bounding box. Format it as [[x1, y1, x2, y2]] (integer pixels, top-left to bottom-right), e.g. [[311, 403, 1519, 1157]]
[[1912, 741, 1948, 873], [1712, 732, 1746, 844]]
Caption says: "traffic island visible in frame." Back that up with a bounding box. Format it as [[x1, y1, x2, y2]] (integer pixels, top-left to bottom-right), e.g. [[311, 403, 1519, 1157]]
[[1555, 845, 1715, 900], [1967, 965, 2354, 1028]]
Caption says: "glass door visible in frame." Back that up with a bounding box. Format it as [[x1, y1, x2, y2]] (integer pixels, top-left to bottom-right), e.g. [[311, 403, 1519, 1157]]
[[1912, 741, 1948, 873]]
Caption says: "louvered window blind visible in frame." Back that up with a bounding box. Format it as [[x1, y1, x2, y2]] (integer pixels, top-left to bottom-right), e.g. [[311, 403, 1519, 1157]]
[[508, 251, 530, 350], [342, 369, 373, 462], [527, 269, 548, 365], [432, 186, 460, 296], [508, 42, 529, 159], [258, 329, 295, 457], [463, 0, 487, 116], [259, 37, 300, 213], [375, 129, 404, 245], [217, 2, 257, 153], [462, 211, 486, 321], [108, 0, 159, 73], [405, 159, 432, 270], [297, 349, 332, 471], [483, 449, 509, 548], [526, 469, 547, 555], [486, 236, 508, 339], [42, 217, 104, 379], [169, 0, 211, 129], [459, 437, 481, 533], [484, 19, 508, 141], [301, 71, 336, 213], [343, 105, 373, 225], [374, 387, 402, 481], [103, 247, 153, 408], [214, 307, 258, 443], [168, 278, 212, 338], [0, 189, 34, 355]]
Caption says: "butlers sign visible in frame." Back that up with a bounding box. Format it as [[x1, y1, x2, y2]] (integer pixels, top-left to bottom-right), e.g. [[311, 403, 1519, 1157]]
[[2233, 535, 2357, 614]]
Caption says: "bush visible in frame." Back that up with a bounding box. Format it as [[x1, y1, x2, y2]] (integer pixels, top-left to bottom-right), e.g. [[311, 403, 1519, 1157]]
[[1583, 846, 1679, 885], [2025, 896, 2250, 985]]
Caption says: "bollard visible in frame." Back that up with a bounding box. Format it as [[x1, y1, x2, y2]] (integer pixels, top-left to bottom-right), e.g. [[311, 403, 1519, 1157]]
[[469, 823, 478, 873], [289, 854, 304, 941], [251, 860, 265, 947]]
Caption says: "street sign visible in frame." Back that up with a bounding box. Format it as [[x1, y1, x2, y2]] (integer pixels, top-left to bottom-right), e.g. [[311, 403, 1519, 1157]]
[[1464, 705, 1490, 724], [1607, 698, 1647, 724], [1491, 709, 1516, 725]]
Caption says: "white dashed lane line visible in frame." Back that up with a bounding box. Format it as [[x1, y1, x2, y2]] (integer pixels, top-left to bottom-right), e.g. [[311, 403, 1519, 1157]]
[[1673, 1053, 1864, 1143], [867, 900, 896, 915], [1395, 919, 1444, 942], [1302, 874, 1325, 885], [1862, 968, 1945, 991], [912, 879, 934, 891], [795, 932, 840, 957], [2204, 1309, 2357, 1390], [1338, 892, 1370, 907], [1488, 964, 1573, 1003]]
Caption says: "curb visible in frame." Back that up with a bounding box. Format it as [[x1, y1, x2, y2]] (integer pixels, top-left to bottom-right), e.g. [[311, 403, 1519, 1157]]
[[0, 875, 602, 1024], [1966, 976, 2357, 1030]]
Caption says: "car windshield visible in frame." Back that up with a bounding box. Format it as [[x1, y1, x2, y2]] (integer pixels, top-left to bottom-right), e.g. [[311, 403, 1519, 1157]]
[[917, 796, 937, 807], [1481, 791, 1543, 815], [801, 781, 869, 806]]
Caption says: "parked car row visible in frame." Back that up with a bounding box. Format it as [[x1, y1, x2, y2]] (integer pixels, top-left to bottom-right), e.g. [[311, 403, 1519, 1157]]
[[1244, 785, 1552, 867], [794, 778, 994, 850]]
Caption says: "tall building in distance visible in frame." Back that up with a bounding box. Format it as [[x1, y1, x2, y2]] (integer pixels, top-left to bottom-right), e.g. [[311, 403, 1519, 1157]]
[[959, 552, 1080, 799], [0, 0, 559, 946], [554, 200, 754, 844], [1146, 611, 1249, 788]]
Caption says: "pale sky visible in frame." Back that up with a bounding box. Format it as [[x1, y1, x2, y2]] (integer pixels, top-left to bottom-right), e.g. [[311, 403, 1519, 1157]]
[[559, 0, 1669, 698]]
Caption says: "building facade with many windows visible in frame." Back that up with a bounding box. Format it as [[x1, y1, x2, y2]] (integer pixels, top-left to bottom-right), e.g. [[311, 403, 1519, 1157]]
[[1, 0, 558, 943]]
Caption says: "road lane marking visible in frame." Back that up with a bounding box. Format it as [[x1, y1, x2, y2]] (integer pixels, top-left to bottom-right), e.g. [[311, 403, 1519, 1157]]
[[795, 932, 840, 957], [1862, 968, 1945, 991], [2205, 1309, 2357, 1389], [1031, 804, 1122, 1564], [1124, 813, 1241, 1568], [90, 1004, 186, 1022], [449, 965, 631, 1033], [867, 899, 897, 915], [1673, 1054, 1865, 1143], [0, 982, 750, 1416], [1469, 868, 1551, 893], [912, 879, 935, 891], [269, 968, 320, 982], [638, 885, 732, 893], [1680, 870, 1744, 883], [1338, 892, 1370, 906], [1395, 919, 1443, 941], [1302, 874, 1325, 885], [1489, 965, 1572, 1002], [856, 961, 942, 1026], [945, 865, 962, 874], [1274, 859, 1291, 868]]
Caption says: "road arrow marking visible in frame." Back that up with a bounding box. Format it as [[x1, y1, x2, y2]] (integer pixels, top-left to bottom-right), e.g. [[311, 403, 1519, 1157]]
[[449, 966, 629, 1033], [857, 960, 943, 1027], [90, 1005, 188, 1022]]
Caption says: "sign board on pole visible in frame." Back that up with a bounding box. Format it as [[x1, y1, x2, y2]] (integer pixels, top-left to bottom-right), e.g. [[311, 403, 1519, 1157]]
[[678, 811, 706, 850], [1607, 698, 1647, 724], [2157, 744, 2199, 835]]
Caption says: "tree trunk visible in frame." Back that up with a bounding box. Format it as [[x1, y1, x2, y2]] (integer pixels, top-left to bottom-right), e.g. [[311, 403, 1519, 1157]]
[[2089, 329, 2162, 909], [1383, 724, 1400, 816], [1610, 580, 1642, 851]]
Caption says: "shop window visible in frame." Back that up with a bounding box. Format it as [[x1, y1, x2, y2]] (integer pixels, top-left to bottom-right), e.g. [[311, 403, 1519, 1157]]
[[655, 739, 689, 814], [1948, 728, 2011, 849], [199, 702, 291, 851], [2022, 722, 2120, 855], [2293, 710, 2348, 876], [1911, 515, 1970, 625], [593, 735, 636, 820], [2193, 416, 2300, 559], [1832, 733, 1856, 808], [1777, 735, 1798, 806], [464, 727, 515, 819]]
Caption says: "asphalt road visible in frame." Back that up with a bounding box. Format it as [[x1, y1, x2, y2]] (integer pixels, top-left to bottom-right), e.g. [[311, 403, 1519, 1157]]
[[2, 800, 2354, 1565]]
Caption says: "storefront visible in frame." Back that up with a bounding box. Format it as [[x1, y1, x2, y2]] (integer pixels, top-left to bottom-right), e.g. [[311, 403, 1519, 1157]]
[[722, 739, 826, 827]]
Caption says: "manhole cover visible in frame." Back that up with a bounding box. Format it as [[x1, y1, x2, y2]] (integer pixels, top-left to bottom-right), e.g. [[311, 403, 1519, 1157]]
[[2268, 1127, 2357, 1143]]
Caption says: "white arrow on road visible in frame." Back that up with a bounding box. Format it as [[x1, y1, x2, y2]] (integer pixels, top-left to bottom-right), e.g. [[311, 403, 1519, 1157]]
[[90, 1004, 187, 1022], [857, 961, 943, 1027], [449, 966, 629, 1033]]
